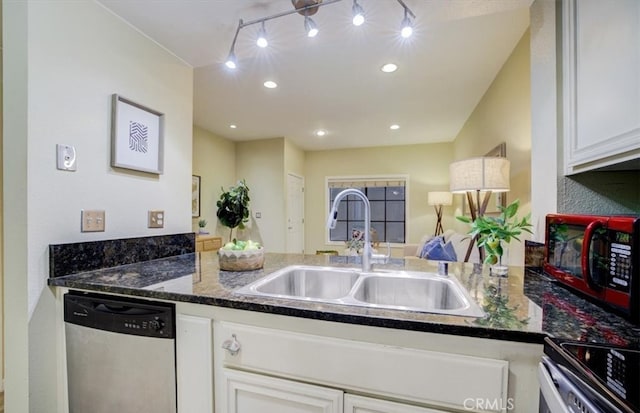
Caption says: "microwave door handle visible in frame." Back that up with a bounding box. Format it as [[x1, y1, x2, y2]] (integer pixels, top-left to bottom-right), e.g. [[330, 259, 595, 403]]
[[582, 220, 605, 291]]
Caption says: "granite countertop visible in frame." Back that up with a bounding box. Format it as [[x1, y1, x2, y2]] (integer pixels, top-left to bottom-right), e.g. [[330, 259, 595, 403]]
[[48, 252, 640, 346]]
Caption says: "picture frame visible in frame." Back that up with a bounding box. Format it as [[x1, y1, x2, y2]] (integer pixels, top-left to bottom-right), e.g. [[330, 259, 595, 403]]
[[192, 175, 201, 218], [111, 94, 164, 174]]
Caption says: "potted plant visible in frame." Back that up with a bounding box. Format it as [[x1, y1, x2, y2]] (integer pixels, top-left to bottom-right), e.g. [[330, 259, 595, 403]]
[[457, 199, 532, 275], [216, 180, 264, 271], [197, 219, 208, 234]]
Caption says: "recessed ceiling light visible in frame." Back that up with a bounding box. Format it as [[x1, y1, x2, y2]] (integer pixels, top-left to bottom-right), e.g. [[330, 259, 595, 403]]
[[381, 63, 398, 73], [315, 129, 327, 137], [230, 124, 237, 129], [390, 124, 400, 130], [263, 80, 278, 89]]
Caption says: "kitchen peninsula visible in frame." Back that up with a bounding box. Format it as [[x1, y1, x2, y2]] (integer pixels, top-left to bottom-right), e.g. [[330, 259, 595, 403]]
[[49, 242, 640, 413]]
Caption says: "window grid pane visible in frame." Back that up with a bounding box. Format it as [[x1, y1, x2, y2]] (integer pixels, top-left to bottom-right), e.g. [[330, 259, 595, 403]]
[[328, 182, 406, 243]]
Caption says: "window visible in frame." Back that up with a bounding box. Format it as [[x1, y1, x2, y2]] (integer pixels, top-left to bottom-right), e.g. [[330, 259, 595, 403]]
[[327, 177, 407, 244]]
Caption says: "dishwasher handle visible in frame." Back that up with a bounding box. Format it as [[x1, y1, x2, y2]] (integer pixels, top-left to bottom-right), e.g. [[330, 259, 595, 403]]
[[95, 303, 163, 316]]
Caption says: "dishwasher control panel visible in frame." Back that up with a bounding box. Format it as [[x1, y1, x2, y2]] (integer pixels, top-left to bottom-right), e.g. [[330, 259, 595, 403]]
[[64, 291, 175, 339]]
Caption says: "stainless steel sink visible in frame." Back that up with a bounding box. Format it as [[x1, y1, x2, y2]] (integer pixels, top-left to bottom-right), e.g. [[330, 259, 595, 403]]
[[236, 265, 484, 318], [251, 266, 359, 300], [352, 274, 469, 312]]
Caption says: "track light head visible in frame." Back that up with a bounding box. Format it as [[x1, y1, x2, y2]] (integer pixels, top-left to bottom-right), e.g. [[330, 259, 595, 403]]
[[400, 9, 413, 38], [352, 0, 365, 26], [304, 16, 319, 37], [256, 21, 268, 48], [225, 50, 237, 69]]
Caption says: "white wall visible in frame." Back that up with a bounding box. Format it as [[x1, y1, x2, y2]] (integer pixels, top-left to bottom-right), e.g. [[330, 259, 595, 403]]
[[530, 0, 559, 240], [4, 1, 193, 410]]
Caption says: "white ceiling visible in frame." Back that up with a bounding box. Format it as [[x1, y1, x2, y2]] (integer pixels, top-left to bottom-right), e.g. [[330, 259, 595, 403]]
[[98, 0, 531, 151]]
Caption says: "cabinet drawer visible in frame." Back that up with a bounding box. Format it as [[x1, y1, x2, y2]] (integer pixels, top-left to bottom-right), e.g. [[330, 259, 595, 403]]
[[215, 322, 509, 412], [203, 238, 221, 251], [196, 236, 222, 252]]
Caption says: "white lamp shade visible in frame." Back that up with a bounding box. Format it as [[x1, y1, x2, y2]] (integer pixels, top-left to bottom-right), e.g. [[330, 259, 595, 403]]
[[449, 157, 510, 193], [427, 191, 453, 206]]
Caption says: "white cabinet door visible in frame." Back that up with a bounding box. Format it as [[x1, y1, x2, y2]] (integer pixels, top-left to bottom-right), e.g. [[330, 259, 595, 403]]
[[223, 368, 343, 413], [176, 314, 213, 413], [563, 0, 640, 174], [345, 394, 447, 413], [215, 321, 508, 411]]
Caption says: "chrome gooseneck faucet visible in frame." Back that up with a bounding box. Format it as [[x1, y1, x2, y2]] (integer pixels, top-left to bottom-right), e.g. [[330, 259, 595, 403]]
[[327, 188, 372, 272]]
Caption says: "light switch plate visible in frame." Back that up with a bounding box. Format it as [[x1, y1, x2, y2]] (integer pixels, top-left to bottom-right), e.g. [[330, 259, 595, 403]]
[[81, 210, 105, 232], [148, 210, 164, 228], [57, 144, 77, 171]]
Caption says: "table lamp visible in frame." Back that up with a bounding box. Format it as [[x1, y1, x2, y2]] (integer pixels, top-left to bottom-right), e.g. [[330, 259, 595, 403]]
[[427, 191, 453, 236], [449, 156, 510, 261]]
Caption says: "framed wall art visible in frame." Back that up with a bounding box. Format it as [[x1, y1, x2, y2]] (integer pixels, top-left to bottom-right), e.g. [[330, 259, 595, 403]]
[[111, 94, 164, 174], [192, 175, 201, 218]]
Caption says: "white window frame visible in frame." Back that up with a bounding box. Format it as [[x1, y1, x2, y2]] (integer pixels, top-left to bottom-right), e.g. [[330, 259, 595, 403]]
[[325, 174, 410, 247]]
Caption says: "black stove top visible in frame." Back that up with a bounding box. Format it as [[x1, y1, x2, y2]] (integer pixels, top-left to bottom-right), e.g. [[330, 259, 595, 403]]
[[545, 337, 640, 412]]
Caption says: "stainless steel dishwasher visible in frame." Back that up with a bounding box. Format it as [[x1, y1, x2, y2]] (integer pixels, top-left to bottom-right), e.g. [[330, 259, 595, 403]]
[[64, 291, 177, 413]]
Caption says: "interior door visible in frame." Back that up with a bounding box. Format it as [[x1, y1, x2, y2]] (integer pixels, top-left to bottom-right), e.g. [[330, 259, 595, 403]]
[[286, 173, 304, 254]]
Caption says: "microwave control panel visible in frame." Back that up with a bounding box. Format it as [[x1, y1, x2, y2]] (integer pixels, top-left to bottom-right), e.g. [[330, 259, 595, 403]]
[[608, 231, 633, 293]]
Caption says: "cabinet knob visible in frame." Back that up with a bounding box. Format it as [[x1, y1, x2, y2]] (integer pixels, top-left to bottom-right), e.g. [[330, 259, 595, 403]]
[[222, 334, 241, 356]]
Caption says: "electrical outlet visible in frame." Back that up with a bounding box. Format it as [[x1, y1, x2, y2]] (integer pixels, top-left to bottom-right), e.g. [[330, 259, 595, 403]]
[[81, 210, 105, 232], [148, 210, 164, 228]]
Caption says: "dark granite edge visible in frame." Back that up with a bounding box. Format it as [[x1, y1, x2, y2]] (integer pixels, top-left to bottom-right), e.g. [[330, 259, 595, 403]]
[[48, 277, 547, 345]]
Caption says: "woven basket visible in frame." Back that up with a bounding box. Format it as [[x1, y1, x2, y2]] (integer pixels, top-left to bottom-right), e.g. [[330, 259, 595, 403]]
[[218, 247, 265, 271]]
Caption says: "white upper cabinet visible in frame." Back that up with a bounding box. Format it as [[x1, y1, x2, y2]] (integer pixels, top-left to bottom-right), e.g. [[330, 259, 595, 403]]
[[562, 0, 640, 174]]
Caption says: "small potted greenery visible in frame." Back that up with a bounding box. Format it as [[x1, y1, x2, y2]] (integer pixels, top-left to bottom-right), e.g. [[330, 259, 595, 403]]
[[216, 180, 263, 271], [457, 199, 532, 275], [197, 219, 208, 234]]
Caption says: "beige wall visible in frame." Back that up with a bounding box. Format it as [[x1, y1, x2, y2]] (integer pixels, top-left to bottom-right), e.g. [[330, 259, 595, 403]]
[[284, 138, 305, 177], [193, 135, 303, 251], [4, 1, 193, 410], [192, 125, 236, 235], [236, 138, 286, 251], [452, 29, 532, 265], [304, 143, 454, 257], [0, 0, 4, 387]]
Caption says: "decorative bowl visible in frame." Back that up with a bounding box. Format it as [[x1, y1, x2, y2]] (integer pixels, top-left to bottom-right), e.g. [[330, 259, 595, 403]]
[[218, 247, 265, 271]]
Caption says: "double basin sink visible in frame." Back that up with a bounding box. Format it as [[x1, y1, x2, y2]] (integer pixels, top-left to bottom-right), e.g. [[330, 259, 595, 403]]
[[236, 265, 485, 318]]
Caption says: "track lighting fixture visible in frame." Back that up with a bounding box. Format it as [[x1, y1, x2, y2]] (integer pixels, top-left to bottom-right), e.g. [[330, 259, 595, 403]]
[[351, 0, 365, 26], [223, 0, 416, 70]]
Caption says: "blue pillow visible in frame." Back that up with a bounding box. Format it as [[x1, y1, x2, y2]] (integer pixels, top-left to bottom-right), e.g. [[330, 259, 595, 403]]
[[426, 241, 457, 262], [419, 236, 443, 259]]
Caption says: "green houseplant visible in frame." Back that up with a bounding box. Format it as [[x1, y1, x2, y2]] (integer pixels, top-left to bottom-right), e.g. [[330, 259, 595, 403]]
[[457, 199, 532, 274], [216, 180, 263, 271], [216, 179, 251, 243]]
